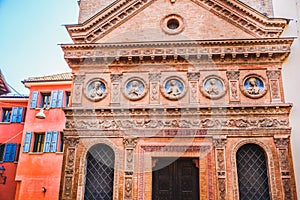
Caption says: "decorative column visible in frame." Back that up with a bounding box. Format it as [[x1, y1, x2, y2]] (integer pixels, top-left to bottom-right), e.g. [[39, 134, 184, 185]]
[[123, 138, 137, 200], [72, 75, 85, 106], [213, 136, 227, 200], [149, 73, 161, 104], [110, 73, 123, 106], [187, 72, 200, 104], [62, 137, 80, 200], [274, 135, 293, 200], [267, 70, 281, 103], [226, 70, 240, 103]]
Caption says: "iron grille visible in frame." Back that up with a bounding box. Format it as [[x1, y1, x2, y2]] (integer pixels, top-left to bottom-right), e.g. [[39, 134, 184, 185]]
[[84, 144, 115, 200], [236, 144, 270, 200]]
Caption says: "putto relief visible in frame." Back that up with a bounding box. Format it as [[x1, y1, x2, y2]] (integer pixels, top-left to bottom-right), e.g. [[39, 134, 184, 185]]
[[242, 75, 267, 98], [85, 79, 107, 101], [161, 77, 187, 100], [202, 76, 226, 99], [123, 78, 147, 100]]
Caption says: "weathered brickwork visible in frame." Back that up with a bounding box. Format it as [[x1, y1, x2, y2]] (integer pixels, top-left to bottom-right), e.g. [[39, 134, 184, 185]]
[[60, 0, 297, 199], [239, 0, 274, 16]]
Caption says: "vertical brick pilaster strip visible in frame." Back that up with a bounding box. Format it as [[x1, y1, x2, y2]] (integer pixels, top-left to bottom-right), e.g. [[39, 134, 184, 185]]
[[267, 70, 281, 103], [226, 70, 240, 103], [110, 73, 123, 106], [62, 137, 79, 200], [274, 135, 293, 200], [123, 138, 137, 200], [187, 72, 200, 104], [213, 136, 227, 200], [72, 75, 85, 105], [149, 73, 161, 104]]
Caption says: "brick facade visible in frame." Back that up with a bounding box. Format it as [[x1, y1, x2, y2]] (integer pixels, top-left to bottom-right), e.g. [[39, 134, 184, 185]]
[[60, 0, 297, 199]]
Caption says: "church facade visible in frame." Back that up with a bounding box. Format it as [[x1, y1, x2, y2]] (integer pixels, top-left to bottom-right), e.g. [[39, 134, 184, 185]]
[[60, 0, 297, 199]]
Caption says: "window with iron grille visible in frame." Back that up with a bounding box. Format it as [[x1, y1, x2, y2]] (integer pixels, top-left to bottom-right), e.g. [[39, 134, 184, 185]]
[[236, 144, 270, 200], [84, 144, 115, 200]]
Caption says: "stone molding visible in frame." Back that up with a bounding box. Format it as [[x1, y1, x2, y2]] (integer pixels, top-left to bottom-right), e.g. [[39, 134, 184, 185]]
[[62, 38, 293, 65], [65, 0, 288, 43]]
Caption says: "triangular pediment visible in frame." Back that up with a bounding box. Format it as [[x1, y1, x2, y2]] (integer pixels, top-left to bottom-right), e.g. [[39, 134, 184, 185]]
[[66, 0, 288, 43]]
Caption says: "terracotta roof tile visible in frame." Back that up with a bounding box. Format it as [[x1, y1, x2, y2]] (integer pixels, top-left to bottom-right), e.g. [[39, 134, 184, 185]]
[[23, 72, 72, 83]]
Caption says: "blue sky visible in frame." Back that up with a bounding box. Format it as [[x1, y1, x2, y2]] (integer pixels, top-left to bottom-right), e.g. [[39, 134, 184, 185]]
[[0, 0, 79, 94]]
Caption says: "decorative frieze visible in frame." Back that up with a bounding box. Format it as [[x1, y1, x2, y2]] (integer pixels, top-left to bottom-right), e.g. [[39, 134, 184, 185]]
[[65, 117, 289, 130], [267, 70, 281, 103], [111, 73, 122, 105], [227, 70, 240, 102], [274, 135, 294, 199], [213, 136, 227, 200], [62, 137, 79, 199], [149, 73, 161, 104]]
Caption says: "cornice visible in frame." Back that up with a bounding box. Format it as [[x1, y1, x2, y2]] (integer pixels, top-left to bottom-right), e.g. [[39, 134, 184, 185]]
[[61, 38, 294, 65], [64, 104, 292, 117], [65, 0, 288, 43]]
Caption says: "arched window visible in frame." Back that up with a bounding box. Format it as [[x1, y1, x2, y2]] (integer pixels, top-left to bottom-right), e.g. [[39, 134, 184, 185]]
[[84, 144, 115, 200], [236, 144, 270, 200]]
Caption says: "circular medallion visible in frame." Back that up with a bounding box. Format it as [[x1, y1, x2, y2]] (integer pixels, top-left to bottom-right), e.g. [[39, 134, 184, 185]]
[[241, 75, 267, 98], [201, 76, 226, 99], [123, 78, 147, 101], [161, 77, 187, 100], [161, 14, 185, 35], [85, 79, 107, 101]]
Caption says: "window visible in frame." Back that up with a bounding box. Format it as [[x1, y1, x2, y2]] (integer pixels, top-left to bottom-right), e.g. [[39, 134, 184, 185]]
[[60, 133, 64, 152], [84, 144, 115, 200], [33, 133, 45, 152], [23, 132, 32, 152], [50, 90, 64, 108], [44, 131, 58, 152], [0, 144, 5, 162], [30, 91, 39, 108], [3, 143, 17, 162], [2, 107, 25, 123], [65, 92, 71, 107], [236, 144, 270, 200], [40, 93, 51, 108], [2, 108, 12, 122]]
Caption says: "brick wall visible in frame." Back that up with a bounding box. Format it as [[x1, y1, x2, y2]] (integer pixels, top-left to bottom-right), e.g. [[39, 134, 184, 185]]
[[239, 0, 274, 16], [78, 0, 115, 23]]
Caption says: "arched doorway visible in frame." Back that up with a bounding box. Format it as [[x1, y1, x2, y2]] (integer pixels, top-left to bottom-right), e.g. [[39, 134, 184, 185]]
[[84, 144, 115, 200]]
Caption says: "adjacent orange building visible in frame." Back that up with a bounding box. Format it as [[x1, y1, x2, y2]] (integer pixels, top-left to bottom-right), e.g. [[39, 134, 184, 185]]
[[0, 95, 28, 200], [14, 73, 71, 200]]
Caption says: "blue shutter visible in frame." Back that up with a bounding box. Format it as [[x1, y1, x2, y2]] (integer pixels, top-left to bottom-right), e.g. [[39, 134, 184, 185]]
[[57, 90, 64, 108], [16, 107, 24, 122], [50, 131, 59, 152], [23, 132, 32, 153], [44, 132, 52, 152], [11, 107, 18, 122], [30, 91, 39, 108], [3, 143, 16, 162], [50, 90, 58, 108]]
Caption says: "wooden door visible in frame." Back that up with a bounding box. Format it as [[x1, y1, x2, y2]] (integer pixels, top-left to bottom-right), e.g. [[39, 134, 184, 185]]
[[152, 158, 199, 200]]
